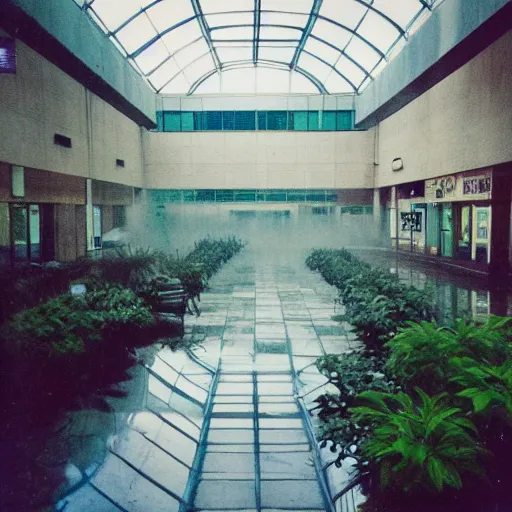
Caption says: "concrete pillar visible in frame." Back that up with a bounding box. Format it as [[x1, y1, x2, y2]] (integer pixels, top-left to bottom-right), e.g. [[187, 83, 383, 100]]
[[389, 186, 398, 249], [86, 178, 94, 251], [373, 188, 381, 225]]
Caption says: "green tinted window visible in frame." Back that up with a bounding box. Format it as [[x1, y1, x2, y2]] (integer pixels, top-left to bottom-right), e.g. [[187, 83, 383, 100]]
[[308, 111, 319, 130], [322, 111, 336, 130], [156, 111, 164, 131], [181, 112, 194, 131], [196, 190, 215, 202], [234, 190, 256, 202], [267, 111, 287, 130], [205, 111, 222, 130], [257, 111, 267, 130], [337, 111, 353, 130], [223, 112, 235, 130], [266, 190, 287, 201], [235, 111, 256, 130], [289, 111, 308, 131], [216, 190, 234, 202], [163, 111, 181, 131]]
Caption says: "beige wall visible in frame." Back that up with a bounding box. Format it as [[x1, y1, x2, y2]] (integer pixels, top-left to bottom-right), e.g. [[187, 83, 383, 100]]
[[0, 38, 144, 187], [143, 130, 375, 190], [376, 30, 512, 188]]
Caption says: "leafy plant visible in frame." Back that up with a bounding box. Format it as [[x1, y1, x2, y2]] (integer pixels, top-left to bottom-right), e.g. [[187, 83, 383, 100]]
[[451, 358, 512, 421], [351, 388, 485, 493]]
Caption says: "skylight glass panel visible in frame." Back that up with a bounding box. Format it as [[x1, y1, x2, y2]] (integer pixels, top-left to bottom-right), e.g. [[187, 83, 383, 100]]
[[298, 52, 333, 83], [194, 71, 221, 93], [345, 37, 381, 71], [174, 39, 209, 69], [184, 54, 215, 87], [311, 19, 352, 51], [260, 11, 309, 27], [222, 68, 256, 93], [146, 0, 196, 33], [200, 0, 253, 14], [116, 13, 157, 55], [357, 9, 401, 52], [259, 26, 302, 40], [160, 71, 190, 93], [258, 46, 296, 63], [160, 22, 202, 56], [257, 67, 290, 93], [261, 0, 314, 15], [368, 0, 423, 30], [305, 38, 341, 65], [324, 71, 353, 93], [216, 45, 253, 63], [136, 39, 170, 74], [206, 11, 254, 28], [335, 55, 366, 86], [90, 0, 141, 31], [212, 26, 254, 41], [319, 0, 367, 30], [291, 71, 319, 93]]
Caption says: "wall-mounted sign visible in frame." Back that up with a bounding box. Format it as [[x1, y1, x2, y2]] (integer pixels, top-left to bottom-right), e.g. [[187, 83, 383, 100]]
[[401, 212, 422, 232], [425, 176, 456, 201], [463, 176, 491, 195], [425, 170, 492, 203]]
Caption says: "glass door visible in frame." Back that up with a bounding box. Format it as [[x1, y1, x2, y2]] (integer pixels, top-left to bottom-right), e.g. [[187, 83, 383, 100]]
[[472, 206, 491, 263], [440, 204, 453, 257], [29, 205, 41, 261], [93, 206, 102, 248], [456, 205, 472, 260]]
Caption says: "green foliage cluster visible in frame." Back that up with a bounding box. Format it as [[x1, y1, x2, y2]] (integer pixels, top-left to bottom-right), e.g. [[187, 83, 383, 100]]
[[306, 248, 436, 346], [307, 249, 512, 502], [1, 285, 154, 358]]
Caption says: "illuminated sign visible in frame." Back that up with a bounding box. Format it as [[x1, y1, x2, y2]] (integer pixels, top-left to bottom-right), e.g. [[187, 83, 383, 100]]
[[0, 38, 16, 74], [463, 176, 491, 195]]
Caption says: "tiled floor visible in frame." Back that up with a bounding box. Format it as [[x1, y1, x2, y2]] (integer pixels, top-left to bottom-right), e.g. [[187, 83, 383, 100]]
[[58, 247, 362, 512], [185, 247, 360, 511]]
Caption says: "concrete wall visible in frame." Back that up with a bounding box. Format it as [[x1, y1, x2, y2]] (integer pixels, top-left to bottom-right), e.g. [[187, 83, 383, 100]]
[[0, 38, 144, 188], [2, 0, 156, 125], [143, 130, 375, 190], [375, 29, 512, 188]]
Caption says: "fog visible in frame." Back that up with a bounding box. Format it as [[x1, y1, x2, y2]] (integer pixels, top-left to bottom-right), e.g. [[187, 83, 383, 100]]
[[126, 203, 382, 266]]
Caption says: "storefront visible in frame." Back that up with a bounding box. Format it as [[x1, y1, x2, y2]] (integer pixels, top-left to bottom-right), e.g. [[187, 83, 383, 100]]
[[424, 169, 492, 266]]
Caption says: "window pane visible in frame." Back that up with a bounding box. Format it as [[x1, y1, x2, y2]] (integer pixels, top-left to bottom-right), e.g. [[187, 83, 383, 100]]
[[29, 205, 40, 261], [223, 111, 235, 130], [267, 111, 288, 130], [163, 111, 181, 131], [216, 190, 234, 202], [234, 190, 256, 202], [205, 111, 222, 130], [181, 112, 195, 131], [234, 111, 256, 131], [322, 111, 336, 130], [266, 191, 287, 202], [336, 111, 353, 130], [289, 111, 308, 131], [308, 111, 319, 130], [196, 190, 215, 202], [257, 111, 267, 130], [183, 190, 195, 202], [287, 191, 306, 202], [306, 191, 326, 202]]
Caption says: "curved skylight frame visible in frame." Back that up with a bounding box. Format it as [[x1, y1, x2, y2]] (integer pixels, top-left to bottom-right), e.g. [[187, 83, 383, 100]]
[[77, 0, 437, 95]]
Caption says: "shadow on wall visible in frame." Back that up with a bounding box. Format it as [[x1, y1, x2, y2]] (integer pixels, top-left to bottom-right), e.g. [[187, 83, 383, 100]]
[[125, 203, 382, 262]]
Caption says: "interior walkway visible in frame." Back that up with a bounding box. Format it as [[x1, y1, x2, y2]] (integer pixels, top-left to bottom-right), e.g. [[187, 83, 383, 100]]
[[58, 246, 361, 512]]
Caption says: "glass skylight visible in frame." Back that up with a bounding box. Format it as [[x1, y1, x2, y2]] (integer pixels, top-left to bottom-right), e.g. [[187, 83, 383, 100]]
[[75, 0, 438, 94]]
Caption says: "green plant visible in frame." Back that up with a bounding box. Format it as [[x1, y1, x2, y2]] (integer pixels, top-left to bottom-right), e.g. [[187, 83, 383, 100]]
[[351, 388, 485, 493], [385, 317, 512, 394], [451, 358, 512, 421]]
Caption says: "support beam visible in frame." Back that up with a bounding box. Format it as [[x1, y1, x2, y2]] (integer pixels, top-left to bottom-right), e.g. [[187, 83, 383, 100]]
[[253, 0, 261, 64], [291, 0, 322, 69], [190, 0, 221, 71]]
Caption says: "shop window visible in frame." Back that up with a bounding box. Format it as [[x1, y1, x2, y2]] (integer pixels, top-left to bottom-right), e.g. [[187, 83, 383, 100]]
[[456, 206, 472, 261], [308, 111, 319, 131], [10, 203, 42, 262], [181, 112, 194, 131], [234, 111, 256, 131], [234, 190, 256, 202], [163, 111, 181, 131], [321, 111, 336, 130], [93, 206, 102, 248], [257, 111, 267, 130], [288, 111, 308, 131], [196, 190, 215, 202], [222, 112, 235, 130], [205, 111, 222, 130]]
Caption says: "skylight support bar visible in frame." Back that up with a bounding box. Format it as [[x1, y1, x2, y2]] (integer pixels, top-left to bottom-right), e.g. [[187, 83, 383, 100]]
[[253, 0, 262, 64], [111, 0, 163, 36], [351, 0, 405, 35], [191, 0, 221, 71], [302, 50, 357, 91], [291, 0, 323, 69]]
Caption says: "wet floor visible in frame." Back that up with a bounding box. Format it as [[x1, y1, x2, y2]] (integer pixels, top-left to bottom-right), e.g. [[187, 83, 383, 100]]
[[46, 245, 362, 512], [5, 242, 509, 512]]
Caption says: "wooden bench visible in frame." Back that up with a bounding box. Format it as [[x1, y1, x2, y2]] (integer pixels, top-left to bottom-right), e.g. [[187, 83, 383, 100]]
[[153, 278, 188, 330]]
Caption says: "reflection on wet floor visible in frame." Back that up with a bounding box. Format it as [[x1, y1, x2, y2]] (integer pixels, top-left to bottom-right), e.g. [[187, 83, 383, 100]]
[[47, 246, 369, 511], [7, 245, 509, 512], [353, 248, 512, 324]]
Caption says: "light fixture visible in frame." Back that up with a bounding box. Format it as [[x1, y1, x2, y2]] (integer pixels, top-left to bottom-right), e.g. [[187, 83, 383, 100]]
[[392, 158, 404, 172]]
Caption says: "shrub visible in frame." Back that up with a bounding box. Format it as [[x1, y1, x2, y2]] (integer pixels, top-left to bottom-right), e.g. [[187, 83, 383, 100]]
[[351, 388, 485, 493], [1, 284, 154, 358]]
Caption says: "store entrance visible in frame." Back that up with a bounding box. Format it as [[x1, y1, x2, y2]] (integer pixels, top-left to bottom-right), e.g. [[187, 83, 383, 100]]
[[440, 204, 453, 257]]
